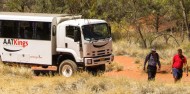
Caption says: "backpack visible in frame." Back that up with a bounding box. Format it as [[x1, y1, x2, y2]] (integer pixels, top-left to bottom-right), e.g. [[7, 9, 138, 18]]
[[147, 52, 159, 61]]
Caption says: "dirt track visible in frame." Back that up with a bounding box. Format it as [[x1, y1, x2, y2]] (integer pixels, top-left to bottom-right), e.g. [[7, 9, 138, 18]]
[[32, 56, 190, 83], [105, 56, 190, 83]]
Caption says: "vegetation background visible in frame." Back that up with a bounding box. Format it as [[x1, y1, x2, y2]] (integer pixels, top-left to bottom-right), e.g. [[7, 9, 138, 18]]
[[1, 0, 190, 93], [1, 0, 190, 59]]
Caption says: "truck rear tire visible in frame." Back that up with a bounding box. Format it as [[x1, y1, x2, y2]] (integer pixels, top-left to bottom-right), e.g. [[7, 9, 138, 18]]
[[59, 60, 77, 77]]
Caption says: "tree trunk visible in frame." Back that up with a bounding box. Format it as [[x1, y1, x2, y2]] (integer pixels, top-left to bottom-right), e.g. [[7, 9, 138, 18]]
[[20, 5, 24, 12], [132, 0, 147, 48], [155, 13, 160, 32], [180, 0, 190, 41], [137, 24, 147, 48], [181, 22, 185, 42]]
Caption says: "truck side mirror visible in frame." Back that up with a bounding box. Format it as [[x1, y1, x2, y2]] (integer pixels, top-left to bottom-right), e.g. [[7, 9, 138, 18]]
[[74, 28, 81, 42], [108, 25, 111, 36]]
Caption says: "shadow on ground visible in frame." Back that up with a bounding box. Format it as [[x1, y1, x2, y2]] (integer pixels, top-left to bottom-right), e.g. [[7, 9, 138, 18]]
[[33, 70, 57, 76], [157, 70, 169, 74]]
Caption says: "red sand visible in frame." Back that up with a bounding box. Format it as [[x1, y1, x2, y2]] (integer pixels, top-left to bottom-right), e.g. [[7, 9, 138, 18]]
[[32, 56, 190, 83], [105, 56, 190, 83]]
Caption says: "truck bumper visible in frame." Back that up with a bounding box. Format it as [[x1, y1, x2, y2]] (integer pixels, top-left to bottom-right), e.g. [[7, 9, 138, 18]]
[[84, 54, 114, 66]]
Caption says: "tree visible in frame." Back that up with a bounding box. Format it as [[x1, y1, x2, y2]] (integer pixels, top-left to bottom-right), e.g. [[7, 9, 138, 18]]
[[130, 0, 148, 48], [6, 0, 35, 12], [0, 0, 3, 11], [179, 0, 190, 41], [33, 0, 66, 13]]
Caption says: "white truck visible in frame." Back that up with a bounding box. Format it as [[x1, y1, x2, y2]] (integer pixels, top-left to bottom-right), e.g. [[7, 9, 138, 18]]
[[0, 12, 114, 77]]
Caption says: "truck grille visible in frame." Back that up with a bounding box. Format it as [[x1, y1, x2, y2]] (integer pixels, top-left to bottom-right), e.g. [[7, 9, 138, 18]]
[[97, 50, 106, 56], [94, 57, 110, 62]]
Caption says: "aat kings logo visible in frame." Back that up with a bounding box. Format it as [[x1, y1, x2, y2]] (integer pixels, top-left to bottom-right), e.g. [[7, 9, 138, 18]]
[[3, 39, 28, 52]]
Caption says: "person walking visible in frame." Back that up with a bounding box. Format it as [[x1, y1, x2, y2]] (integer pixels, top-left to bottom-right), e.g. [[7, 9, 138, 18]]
[[172, 49, 188, 83], [144, 48, 161, 81]]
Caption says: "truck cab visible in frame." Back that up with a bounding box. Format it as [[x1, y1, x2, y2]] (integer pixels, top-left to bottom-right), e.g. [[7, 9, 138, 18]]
[[56, 19, 114, 77]]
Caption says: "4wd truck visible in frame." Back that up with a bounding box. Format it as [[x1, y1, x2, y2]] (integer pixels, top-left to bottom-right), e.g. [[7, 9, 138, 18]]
[[0, 12, 114, 77]]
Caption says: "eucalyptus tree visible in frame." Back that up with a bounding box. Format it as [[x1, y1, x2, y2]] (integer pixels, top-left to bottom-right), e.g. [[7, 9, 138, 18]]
[[6, 0, 35, 12], [33, 0, 66, 13], [126, 0, 174, 48], [179, 0, 190, 41]]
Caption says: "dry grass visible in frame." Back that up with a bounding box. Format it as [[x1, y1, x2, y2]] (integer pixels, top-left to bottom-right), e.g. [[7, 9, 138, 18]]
[[0, 61, 190, 93], [0, 62, 33, 78], [106, 62, 124, 72], [0, 69, 190, 94]]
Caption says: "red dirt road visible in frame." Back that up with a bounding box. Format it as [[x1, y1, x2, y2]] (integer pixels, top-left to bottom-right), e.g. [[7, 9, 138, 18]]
[[32, 56, 190, 83], [105, 56, 190, 83]]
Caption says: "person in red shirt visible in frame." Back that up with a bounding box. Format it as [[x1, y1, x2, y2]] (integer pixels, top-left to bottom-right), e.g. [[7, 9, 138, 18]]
[[172, 49, 188, 82]]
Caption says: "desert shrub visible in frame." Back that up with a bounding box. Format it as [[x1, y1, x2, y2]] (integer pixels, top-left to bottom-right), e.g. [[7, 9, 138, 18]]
[[106, 62, 124, 72], [0, 63, 33, 78], [106, 63, 116, 72], [134, 59, 141, 64], [116, 65, 124, 72]]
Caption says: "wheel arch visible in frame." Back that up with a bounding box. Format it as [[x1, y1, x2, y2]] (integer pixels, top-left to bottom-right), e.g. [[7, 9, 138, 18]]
[[56, 48, 81, 63], [57, 53, 76, 66]]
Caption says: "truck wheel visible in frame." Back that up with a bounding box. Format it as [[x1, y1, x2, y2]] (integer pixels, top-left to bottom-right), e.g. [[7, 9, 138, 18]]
[[96, 64, 106, 73], [59, 60, 77, 77], [100, 64, 106, 71], [86, 64, 106, 75]]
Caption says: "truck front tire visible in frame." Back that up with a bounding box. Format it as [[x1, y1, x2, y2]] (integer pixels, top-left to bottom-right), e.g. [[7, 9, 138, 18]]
[[86, 64, 106, 75], [98, 64, 106, 71], [59, 60, 77, 77]]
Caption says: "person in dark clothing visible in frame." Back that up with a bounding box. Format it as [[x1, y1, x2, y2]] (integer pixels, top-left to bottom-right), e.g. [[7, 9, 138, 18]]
[[144, 48, 161, 81], [172, 49, 188, 83]]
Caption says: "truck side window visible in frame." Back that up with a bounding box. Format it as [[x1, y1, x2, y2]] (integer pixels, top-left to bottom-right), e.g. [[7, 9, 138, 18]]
[[36, 22, 51, 40], [66, 26, 80, 39], [0, 20, 51, 40], [66, 26, 75, 39], [1, 20, 18, 38], [20, 21, 32, 39]]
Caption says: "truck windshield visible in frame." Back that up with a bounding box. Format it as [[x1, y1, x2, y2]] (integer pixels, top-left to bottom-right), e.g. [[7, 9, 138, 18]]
[[82, 23, 111, 41]]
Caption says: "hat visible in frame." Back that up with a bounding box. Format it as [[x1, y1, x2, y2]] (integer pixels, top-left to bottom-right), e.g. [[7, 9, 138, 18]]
[[151, 48, 156, 52]]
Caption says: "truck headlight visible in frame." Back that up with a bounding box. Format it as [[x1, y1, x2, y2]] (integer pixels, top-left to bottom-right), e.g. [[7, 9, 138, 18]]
[[87, 59, 92, 64]]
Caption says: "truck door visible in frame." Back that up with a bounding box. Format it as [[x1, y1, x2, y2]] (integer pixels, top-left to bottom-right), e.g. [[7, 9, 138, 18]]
[[64, 25, 82, 60]]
